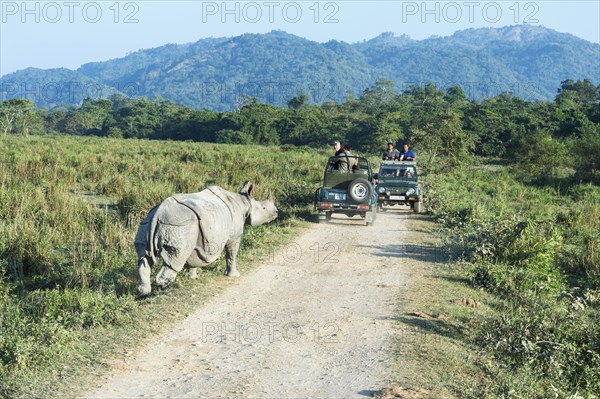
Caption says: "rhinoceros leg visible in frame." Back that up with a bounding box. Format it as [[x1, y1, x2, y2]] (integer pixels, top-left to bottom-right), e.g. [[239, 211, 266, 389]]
[[224, 238, 241, 277], [135, 219, 155, 295], [156, 224, 199, 288], [137, 256, 153, 296]]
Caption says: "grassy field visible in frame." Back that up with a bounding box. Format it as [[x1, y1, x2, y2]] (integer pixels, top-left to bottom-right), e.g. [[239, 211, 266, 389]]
[[0, 135, 329, 398], [2, 135, 598, 397], [423, 161, 600, 398]]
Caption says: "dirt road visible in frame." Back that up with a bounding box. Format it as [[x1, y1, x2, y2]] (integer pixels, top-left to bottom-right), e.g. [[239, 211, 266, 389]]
[[88, 211, 414, 398]]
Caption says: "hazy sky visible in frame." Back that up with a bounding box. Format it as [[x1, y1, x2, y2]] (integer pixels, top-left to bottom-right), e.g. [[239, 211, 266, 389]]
[[1, 0, 599, 76]]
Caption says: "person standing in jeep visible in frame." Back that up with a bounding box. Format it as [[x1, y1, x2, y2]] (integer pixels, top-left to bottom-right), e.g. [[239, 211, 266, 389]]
[[382, 141, 400, 160], [399, 144, 416, 161], [333, 140, 343, 156], [333, 140, 352, 172]]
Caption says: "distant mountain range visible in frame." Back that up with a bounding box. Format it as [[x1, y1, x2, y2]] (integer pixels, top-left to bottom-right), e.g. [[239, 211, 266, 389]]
[[1, 25, 599, 110]]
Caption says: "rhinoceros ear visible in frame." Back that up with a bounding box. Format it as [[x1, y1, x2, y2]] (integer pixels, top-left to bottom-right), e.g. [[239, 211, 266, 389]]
[[240, 181, 254, 197], [267, 190, 273, 200]]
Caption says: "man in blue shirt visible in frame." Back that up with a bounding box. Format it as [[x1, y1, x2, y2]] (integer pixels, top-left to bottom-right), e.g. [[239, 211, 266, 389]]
[[399, 143, 416, 161]]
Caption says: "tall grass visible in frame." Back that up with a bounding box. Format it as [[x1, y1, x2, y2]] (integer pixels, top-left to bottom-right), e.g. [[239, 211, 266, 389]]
[[425, 161, 600, 397], [0, 135, 327, 396]]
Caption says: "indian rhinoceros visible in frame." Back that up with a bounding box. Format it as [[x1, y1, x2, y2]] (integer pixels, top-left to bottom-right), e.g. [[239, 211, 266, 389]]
[[134, 181, 278, 295]]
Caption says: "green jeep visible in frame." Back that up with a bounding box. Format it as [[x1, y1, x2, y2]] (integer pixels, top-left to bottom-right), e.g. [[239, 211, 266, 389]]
[[375, 160, 422, 213], [314, 155, 377, 225]]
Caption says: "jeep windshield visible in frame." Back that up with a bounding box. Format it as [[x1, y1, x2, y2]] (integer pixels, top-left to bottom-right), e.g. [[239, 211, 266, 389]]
[[378, 165, 416, 179]]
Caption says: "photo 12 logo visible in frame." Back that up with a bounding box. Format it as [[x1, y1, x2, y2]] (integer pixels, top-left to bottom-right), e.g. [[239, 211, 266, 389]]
[[0, 81, 140, 103], [200, 1, 340, 24], [201, 321, 341, 344], [1, 1, 140, 23], [401, 1, 540, 24]]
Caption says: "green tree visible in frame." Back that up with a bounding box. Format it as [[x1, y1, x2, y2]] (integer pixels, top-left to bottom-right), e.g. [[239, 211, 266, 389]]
[[215, 129, 254, 144], [513, 129, 571, 177], [287, 93, 309, 110], [354, 111, 404, 153], [359, 79, 396, 114], [114, 97, 164, 138], [464, 93, 539, 157], [403, 83, 475, 168], [571, 126, 600, 182], [552, 81, 599, 139], [0, 98, 43, 136], [556, 79, 599, 106], [411, 107, 475, 168], [222, 101, 282, 145]]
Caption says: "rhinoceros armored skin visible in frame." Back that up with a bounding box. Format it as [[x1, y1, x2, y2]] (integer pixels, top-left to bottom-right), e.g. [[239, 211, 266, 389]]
[[134, 181, 277, 295]]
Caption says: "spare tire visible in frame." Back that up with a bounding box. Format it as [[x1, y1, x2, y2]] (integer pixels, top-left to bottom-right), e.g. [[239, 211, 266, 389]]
[[347, 178, 373, 203]]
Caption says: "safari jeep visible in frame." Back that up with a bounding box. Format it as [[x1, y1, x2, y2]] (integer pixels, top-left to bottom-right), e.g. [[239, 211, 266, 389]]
[[314, 155, 377, 226], [375, 160, 422, 213]]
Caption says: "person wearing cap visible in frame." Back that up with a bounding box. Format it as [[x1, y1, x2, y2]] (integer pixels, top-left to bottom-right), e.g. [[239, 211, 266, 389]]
[[333, 140, 345, 157], [382, 141, 400, 160], [332, 140, 352, 172]]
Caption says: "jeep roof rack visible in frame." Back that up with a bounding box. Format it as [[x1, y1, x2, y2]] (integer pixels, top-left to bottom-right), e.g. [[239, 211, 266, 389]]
[[380, 160, 417, 166]]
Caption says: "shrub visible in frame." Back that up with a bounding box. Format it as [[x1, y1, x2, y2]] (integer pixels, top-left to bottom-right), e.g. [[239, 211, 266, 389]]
[[215, 129, 254, 144], [107, 127, 123, 139], [513, 129, 573, 177], [572, 127, 600, 183], [472, 291, 600, 397], [425, 160, 600, 396]]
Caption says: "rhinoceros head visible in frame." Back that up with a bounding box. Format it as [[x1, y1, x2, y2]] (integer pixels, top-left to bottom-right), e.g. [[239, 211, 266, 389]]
[[240, 182, 278, 226]]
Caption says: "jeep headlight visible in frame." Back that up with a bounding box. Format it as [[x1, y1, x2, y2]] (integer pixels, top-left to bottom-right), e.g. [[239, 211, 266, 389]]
[[378, 186, 386, 194], [406, 188, 415, 195]]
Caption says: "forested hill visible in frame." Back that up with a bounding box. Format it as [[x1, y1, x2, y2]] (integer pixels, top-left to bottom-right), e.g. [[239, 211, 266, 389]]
[[1, 25, 599, 110]]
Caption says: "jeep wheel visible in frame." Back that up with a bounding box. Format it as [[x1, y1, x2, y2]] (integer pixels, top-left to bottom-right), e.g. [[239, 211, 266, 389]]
[[347, 178, 373, 203]]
